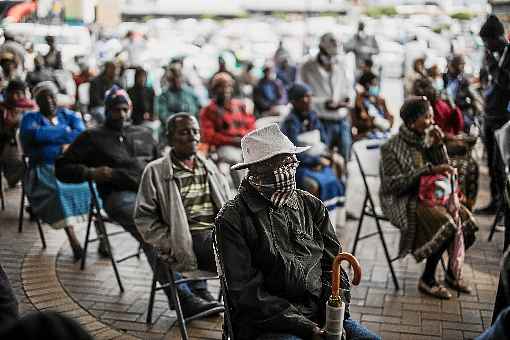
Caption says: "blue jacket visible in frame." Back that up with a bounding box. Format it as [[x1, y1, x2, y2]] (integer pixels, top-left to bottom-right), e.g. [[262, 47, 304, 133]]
[[280, 110, 329, 167], [20, 108, 85, 165]]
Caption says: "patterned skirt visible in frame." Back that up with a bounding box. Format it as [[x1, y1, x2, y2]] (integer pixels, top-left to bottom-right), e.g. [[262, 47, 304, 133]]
[[25, 164, 93, 229], [413, 204, 478, 262]]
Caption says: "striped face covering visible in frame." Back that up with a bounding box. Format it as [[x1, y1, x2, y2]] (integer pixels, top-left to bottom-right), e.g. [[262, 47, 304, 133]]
[[248, 161, 298, 208]]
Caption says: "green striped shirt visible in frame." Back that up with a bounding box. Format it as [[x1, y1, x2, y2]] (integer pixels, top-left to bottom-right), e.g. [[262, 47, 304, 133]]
[[172, 154, 216, 231]]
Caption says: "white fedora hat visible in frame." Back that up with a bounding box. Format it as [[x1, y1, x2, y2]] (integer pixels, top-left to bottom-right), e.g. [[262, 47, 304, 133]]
[[231, 123, 311, 170]]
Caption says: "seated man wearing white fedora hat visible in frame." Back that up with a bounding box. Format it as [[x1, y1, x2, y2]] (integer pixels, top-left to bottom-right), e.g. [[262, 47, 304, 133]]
[[215, 123, 380, 340]]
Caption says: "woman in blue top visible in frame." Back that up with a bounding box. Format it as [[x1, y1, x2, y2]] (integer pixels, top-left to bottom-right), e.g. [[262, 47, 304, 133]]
[[20, 81, 88, 260]]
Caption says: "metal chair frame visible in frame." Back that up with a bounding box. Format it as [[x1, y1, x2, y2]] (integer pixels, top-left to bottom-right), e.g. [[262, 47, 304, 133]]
[[81, 181, 142, 293], [0, 164, 5, 211], [145, 255, 222, 339], [350, 141, 400, 290]]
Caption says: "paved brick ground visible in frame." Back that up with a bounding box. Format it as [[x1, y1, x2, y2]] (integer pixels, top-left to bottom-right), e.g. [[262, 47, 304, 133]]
[[0, 162, 505, 339]]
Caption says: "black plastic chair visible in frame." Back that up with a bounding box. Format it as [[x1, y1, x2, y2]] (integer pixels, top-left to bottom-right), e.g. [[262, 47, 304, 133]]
[[145, 253, 222, 339], [350, 139, 400, 290], [80, 181, 142, 293]]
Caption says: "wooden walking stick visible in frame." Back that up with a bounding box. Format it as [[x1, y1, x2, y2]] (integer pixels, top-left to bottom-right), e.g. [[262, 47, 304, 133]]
[[325, 252, 362, 339]]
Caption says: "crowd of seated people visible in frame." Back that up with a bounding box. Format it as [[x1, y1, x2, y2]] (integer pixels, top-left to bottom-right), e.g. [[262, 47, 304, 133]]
[[1, 15, 510, 339]]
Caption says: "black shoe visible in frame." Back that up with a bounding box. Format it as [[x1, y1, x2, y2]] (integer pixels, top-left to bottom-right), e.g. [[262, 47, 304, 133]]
[[179, 294, 224, 319], [475, 201, 499, 215], [192, 288, 217, 302], [97, 241, 110, 258]]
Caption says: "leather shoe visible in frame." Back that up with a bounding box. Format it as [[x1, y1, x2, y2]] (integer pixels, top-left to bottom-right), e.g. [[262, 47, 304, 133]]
[[192, 288, 217, 302], [474, 201, 499, 215], [179, 294, 223, 319]]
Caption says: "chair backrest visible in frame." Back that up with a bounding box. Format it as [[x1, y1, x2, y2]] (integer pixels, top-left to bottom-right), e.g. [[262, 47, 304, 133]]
[[352, 138, 387, 179], [212, 227, 235, 340]]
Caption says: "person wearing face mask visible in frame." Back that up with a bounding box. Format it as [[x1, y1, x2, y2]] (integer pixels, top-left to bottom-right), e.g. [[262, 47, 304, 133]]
[[19, 81, 88, 261], [200, 72, 255, 187], [253, 63, 287, 117], [300, 33, 354, 162], [134, 113, 231, 318], [380, 97, 478, 299], [0, 79, 35, 188], [353, 72, 393, 140], [476, 14, 510, 215], [55, 85, 159, 258], [216, 123, 380, 340]]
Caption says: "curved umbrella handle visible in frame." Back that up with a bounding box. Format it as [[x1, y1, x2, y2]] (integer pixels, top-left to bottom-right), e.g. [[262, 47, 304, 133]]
[[331, 252, 362, 300]]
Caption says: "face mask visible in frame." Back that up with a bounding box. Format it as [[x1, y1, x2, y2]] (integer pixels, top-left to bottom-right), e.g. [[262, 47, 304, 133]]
[[368, 86, 380, 97], [319, 53, 334, 67], [433, 79, 444, 92], [248, 161, 298, 208]]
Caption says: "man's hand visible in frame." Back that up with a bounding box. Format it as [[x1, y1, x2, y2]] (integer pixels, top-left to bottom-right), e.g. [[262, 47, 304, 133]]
[[230, 137, 242, 147], [430, 164, 457, 176], [311, 326, 325, 340], [320, 156, 332, 167], [325, 100, 337, 111], [91, 166, 113, 182]]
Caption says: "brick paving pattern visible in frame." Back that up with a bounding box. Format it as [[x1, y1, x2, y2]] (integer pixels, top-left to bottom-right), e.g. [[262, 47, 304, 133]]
[[0, 163, 504, 339]]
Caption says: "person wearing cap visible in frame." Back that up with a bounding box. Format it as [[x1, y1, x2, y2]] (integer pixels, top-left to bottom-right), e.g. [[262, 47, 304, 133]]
[[200, 72, 255, 186], [379, 97, 478, 299], [300, 32, 354, 162], [0, 79, 36, 188], [19, 81, 88, 260], [43, 36, 63, 70], [155, 64, 201, 139], [56, 85, 158, 257], [281, 83, 345, 218], [344, 22, 380, 72], [215, 123, 380, 340], [253, 63, 287, 117], [477, 14, 510, 215], [134, 113, 232, 318]]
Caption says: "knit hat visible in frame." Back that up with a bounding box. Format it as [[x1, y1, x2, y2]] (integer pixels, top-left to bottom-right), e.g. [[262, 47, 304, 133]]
[[480, 14, 505, 39], [32, 81, 58, 98], [288, 83, 312, 102], [104, 85, 131, 111], [400, 96, 430, 125]]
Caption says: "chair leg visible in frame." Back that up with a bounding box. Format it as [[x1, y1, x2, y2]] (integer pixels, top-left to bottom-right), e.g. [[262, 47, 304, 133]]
[[0, 170, 4, 211], [36, 219, 46, 249], [137, 242, 143, 259], [81, 212, 93, 270], [96, 218, 124, 292], [168, 270, 189, 340], [18, 185, 25, 233], [488, 205, 503, 242], [373, 213, 399, 290], [351, 195, 368, 256], [146, 269, 158, 324]]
